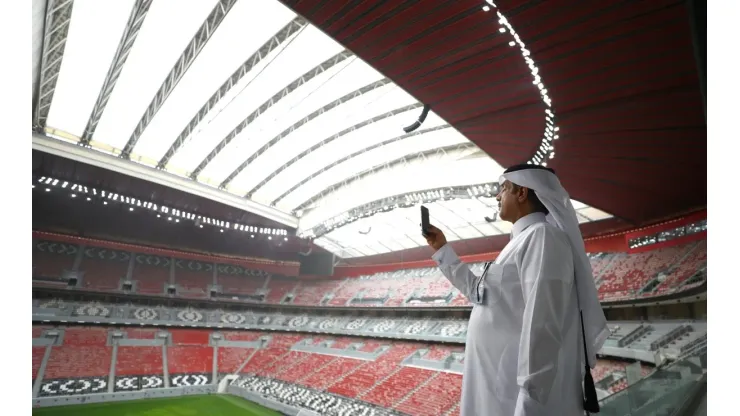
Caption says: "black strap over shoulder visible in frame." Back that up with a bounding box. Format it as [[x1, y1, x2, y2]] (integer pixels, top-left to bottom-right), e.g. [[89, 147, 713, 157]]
[[580, 310, 600, 413]]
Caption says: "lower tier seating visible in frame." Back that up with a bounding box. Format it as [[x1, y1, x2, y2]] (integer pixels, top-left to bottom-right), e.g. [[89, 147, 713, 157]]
[[116, 346, 163, 376], [217, 347, 255, 374], [32, 325, 662, 415], [44, 346, 112, 379], [167, 346, 213, 374]]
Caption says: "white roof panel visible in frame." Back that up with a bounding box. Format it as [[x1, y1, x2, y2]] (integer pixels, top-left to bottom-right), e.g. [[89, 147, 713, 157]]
[[92, 0, 220, 150], [227, 84, 415, 194], [168, 26, 344, 174], [131, 0, 297, 163], [38, 0, 612, 248], [46, 0, 136, 138]]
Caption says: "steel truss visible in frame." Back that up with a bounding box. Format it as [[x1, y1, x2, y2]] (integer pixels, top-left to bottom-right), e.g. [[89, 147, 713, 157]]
[[218, 78, 392, 188], [246, 103, 424, 199], [294, 143, 477, 213], [157, 17, 308, 168], [120, 0, 238, 158], [34, 0, 75, 130], [190, 48, 354, 177], [80, 0, 153, 145], [271, 124, 452, 206]]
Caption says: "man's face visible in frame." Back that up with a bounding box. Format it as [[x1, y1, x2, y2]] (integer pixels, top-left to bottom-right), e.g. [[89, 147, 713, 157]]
[[496, 180, 520, 223]]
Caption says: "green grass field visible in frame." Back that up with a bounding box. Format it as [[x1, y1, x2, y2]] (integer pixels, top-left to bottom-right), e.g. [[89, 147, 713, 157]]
[[32, 394, 282, 416]]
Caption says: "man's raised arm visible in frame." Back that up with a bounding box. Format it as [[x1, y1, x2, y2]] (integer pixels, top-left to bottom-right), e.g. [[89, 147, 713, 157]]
[[426, 225, 480, 301]]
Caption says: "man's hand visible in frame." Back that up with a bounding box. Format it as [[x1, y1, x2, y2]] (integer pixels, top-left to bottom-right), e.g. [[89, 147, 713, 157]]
[[424, 224, 447, 251]]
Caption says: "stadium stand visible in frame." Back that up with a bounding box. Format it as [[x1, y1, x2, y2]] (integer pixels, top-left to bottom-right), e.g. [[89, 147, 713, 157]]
[[40, 326, 112, 398], [654, 240, 707, 294], [217, 347, 254, 374], [395, 372, 463, 416], [263, 277, 299, 303], [328, 343, 420, 398], [115, 346, 163, 377], [216, 264, 267, 296], [32, 346, 45, 381], [124, 328, 159, 339], [33, 237, 706, 305], [301, 356, 366, 390], [35, 299, 707, 365], [132, 254, 170, 295], [597, 242, 706, 300], [173, 260, 212, 298], [34, 325, 676, 413], [291, 280, 343, 305], [277, 353, 337, 384], [32, 240, 77, 286], [165, 329, 214, 389], [78, 247, 129, 291]]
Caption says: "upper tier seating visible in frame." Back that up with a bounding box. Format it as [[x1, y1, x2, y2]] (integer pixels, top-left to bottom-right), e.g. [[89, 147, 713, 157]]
[[132, 254, 170, 295], [78, 247, 129, 291], [264, 277, 299, 303], [654, 240, 707, 294], [598, 242, 706, 300], [33, 236, 706, 306], [174, 260, 211, 298], [216, 263, 267, 296], [32, 240, 77, 283], [291, 280, 343, 305]]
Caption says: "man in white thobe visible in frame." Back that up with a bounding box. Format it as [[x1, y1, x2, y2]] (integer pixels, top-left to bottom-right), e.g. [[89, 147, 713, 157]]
[[426, 164, 609, 416]]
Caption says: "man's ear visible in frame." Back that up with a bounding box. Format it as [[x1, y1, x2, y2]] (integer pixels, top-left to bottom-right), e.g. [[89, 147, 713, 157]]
[[516, 186, 529, 203]]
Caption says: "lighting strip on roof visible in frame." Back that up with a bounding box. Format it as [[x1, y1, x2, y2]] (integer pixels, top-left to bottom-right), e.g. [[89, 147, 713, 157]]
[[33, 132, 298, 227], [484, 1, 558, 166], [34, 174, 291, 238]]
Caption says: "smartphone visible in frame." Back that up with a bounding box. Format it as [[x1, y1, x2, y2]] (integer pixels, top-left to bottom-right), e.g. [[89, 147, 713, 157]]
[[421, 205, 430, 237]]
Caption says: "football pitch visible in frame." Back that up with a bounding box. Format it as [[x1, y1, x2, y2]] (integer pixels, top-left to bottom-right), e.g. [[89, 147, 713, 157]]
[[32, 394, 282, 416]]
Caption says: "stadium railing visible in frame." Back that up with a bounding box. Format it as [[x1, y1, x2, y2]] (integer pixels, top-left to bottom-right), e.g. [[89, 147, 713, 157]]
[[598, 341, 707, 415]]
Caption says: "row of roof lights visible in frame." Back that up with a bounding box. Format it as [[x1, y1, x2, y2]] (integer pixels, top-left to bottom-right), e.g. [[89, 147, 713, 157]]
[[483, 1, 558, 167], [35, 176, 290, 239]]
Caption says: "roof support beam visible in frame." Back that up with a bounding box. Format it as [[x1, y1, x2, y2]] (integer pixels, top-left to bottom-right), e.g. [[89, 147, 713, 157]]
[[246, 103, 424, 199], [79, 0, 153, 145], [271, 124, 451, 206], [32, 0, 49, 115], [32, 132, 298, 228], [157, 17, 309, 168], [120, 0, 238, 158], [218, 78, 392, 188], [34, 0, 75, 130], [294, 143, 476, 213], [190, 48, 353, 178]]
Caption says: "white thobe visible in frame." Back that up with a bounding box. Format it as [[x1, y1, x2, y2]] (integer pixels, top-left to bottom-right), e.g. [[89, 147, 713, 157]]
[[433, 212, 584, 416]]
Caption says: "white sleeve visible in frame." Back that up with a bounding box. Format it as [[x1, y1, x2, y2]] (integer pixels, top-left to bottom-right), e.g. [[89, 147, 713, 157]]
[[431, 243, 479, 302], [514, 226, 575, 416]]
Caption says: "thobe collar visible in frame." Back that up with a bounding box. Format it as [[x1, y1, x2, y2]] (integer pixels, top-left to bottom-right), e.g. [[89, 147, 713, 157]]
[[511, 212, 547, 239]]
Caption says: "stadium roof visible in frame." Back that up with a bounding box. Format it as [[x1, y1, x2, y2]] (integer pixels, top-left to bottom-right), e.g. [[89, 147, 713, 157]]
[[32, 0, 705, 260]]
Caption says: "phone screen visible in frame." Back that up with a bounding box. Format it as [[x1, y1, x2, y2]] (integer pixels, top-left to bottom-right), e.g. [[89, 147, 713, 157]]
[[421, 205, 430, 236]]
